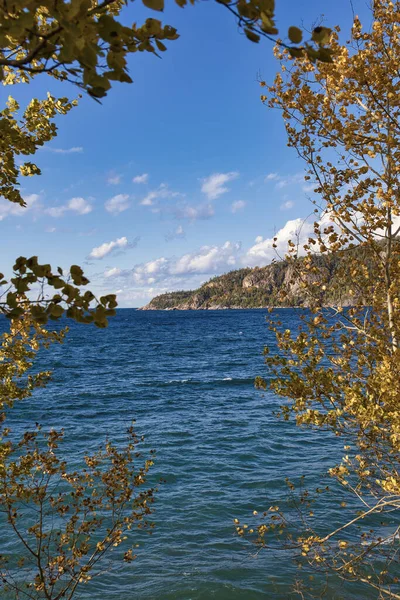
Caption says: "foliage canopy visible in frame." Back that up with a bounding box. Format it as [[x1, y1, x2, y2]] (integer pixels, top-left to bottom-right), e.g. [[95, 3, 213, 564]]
[[238, 2, 400, 597], [0, 318, 157, 599]]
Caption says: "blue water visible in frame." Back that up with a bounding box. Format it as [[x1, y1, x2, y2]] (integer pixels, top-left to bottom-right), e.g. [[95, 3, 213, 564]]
[[2, 309, 370, 599]]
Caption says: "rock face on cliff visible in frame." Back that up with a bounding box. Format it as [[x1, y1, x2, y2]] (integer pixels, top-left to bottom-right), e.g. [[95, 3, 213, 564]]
[[139, 249, 366, 310]]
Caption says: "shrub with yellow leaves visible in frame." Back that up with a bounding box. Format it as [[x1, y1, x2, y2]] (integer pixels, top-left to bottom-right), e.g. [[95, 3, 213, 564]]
[[0, 316, 157, 599], [245, 2, 400, 598]]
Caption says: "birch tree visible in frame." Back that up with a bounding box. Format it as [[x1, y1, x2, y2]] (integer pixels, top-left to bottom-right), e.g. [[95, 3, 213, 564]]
[[239, 3, 400, 597]]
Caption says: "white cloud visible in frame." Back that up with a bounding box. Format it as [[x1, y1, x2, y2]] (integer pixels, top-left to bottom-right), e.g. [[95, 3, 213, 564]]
[[109, 287, 172, 307], [105, 194, 130, 214], [0, 193, 40, 221], [173, 202, 214, 221], [133, 173, 149, 184], [89, 235, 139, 260], [98, 209, 381, 306], [69, 197, 92, 214], [265, 172, 305, 189], [89, 236, 129, 260], [46, 197, 93, 217], [231, 200, 246, 213], [46, 207, 65, 218], [0, 194, 93, 221], [45, 147, 83, 154], [118, 241, 242, 289], [165, 225, 185, 242], [141, 257, 167, 275], [244, 218, 314, 267], [141, 191, 158, 207], [101, 214, 334, 297], [244, 210, 393, 269], [276, 180, 289, 190], [280, 200, 294, 210], [140, 183, 181, 206], [136, 181, 212, 222], [201, 172, 239, 200], [104, 267, 122, 278], [108, 174, 121, 185], [172, 241, 241, 275], [97, 209, 399, 307], [149, 199, 214, 221]]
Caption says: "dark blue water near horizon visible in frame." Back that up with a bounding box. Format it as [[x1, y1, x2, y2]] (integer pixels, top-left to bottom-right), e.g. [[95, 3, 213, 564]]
[[4, 309, 371, 599]]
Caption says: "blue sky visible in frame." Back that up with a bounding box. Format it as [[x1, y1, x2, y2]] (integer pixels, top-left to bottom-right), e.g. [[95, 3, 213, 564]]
[[2, 0, 371, 306]]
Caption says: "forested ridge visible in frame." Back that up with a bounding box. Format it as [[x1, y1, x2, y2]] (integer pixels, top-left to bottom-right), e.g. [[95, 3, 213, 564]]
[[141, 244, 376, 310]]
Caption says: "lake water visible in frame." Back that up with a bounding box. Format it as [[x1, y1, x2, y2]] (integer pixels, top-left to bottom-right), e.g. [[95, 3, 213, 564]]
[[2, 309, 371, 599]]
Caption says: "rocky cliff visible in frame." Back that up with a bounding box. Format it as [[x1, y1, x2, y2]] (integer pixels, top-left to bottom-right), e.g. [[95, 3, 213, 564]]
[[140, 251, 363, 310]]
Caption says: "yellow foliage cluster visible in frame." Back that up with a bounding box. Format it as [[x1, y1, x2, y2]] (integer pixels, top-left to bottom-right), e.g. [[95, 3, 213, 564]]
[[0, 318, 157, 598], [245, 2, 400, 597], [0, 94, 77, 205]]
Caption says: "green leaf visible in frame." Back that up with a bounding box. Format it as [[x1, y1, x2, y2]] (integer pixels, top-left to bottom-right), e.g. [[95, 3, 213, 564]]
[[164, 26, 179, 40], [50, 304, 64, 318], [94, 318, 108, 328], [6, 292, 18, 308], [312, 26, 332, 45], [142, 0, 164, 11], [83, 291, 95, 302], [48, 276, 64, 289], [7, 307, 24, 319], [155, 40, 167, 52], [13, 256, 26, 271], [119, 72, 133, 84], [32, 263, 51, 277], [70, 265, 83, 277], [26, 256, 39, 269], [88, 86, 108, 98], [289, 47, 304, 59], [259, 0, 275, 12], [146, 18, 162, 35], [260, 12, 278, 34], [317, 48, 334, 63], [81, 44, 98, 68], [31, 305, 46, 318], [14, 278, 30, 294], [244, 28, 260, 43], [288, 26, 302, 44]]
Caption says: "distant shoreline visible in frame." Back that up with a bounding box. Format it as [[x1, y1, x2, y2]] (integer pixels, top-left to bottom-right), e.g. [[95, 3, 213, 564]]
[[140, 253, 360, 311]]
